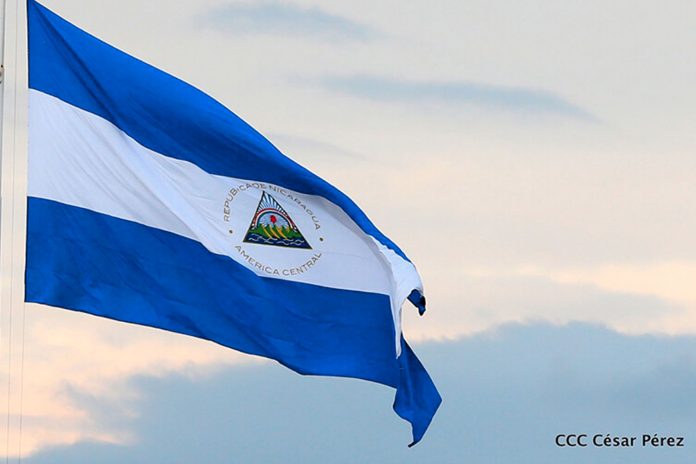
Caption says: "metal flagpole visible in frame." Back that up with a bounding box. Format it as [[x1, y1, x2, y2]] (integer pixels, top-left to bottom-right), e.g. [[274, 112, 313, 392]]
[[0, 0, 12, 459], [0, 0, 28, 459], [0, 0, 10, 456]]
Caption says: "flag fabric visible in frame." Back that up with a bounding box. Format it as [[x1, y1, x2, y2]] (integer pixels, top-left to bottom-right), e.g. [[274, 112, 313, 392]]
[[26, 0, 440, 445]]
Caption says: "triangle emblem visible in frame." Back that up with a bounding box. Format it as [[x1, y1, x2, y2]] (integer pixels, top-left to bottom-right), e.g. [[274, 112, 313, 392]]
[[243, 192, 312, 249]]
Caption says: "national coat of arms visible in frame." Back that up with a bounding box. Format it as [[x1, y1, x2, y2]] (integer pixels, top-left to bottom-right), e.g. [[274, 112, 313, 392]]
[[243, 192, 311, 249]]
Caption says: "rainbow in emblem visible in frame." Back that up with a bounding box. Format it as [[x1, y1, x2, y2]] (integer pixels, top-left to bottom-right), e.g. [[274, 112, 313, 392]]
[[243, 192, 311, 249]]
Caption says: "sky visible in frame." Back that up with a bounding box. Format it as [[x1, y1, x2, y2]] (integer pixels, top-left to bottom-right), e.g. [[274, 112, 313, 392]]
[[2, 0, 696, 461]]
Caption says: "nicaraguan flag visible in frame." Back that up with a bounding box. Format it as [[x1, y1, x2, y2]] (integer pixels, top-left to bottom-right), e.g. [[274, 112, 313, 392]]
[[26, 0, 441, 445]]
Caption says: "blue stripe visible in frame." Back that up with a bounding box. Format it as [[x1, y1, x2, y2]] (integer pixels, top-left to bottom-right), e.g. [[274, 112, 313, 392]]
[[25, 198, 440, 442], [27, 0, 410, 263]]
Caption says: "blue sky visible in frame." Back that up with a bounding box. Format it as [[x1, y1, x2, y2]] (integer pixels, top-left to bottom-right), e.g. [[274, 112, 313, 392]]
[[3, 0, 696, 460]]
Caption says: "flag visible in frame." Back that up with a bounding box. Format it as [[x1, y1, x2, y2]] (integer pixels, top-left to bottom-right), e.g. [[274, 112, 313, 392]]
[[26, 0, 440, 445]]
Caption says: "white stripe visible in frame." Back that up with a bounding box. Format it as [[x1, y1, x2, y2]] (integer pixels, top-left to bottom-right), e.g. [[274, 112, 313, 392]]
[[28, 90, 423, 353]]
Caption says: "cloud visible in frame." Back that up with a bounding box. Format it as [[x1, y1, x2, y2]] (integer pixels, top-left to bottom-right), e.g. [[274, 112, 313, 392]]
[[512, 261, 696, 334], [20, 323, 696, 463], [520, 261, 696, 307], [401, 269, 686, 342], [4, 272, 686, 456], [5, 271, 687, 457], [318, 76, 595, 119], [0, 305, 257, 457], [201, 2, 377, 41]]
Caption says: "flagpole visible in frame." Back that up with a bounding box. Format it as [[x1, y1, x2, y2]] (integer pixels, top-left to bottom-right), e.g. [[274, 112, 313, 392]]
[[0, 0, 12, 458], [0, 0, 28, 459]]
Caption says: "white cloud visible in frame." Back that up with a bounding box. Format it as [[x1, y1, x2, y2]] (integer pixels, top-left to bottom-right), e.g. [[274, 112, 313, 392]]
[[517, 262, 696, 334], [1, 305, 261, 457]]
